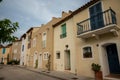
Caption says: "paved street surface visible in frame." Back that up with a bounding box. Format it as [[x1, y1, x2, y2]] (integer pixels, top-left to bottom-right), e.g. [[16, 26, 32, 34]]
[[0, 65, 60, 80]]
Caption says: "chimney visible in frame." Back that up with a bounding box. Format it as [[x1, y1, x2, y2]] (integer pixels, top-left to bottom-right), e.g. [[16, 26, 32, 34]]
[[52, 17, 57, 20], [62, 11, 69, 18], [69, 10, 72, 14]]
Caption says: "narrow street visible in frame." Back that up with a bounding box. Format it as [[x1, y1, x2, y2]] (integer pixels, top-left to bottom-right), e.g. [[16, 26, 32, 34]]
[[0, 65, 60, 80]]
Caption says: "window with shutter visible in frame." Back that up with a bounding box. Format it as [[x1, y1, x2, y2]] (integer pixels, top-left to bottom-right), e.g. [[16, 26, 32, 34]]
[[89, 2, 104, 30], [60, 23, 67, 38]]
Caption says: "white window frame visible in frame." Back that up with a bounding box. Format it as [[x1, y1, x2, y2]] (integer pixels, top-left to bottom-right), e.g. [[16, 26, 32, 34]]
[[81, 45, 94, 60], [42, 32, 47, 48], [56, 51, 60, 59], [33, 38, 36, 47], [43, 52, 49, 60]]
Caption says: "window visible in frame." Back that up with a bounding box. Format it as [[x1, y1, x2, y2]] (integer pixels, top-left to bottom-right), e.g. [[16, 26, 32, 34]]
[[28, 32, 32, 41], [43, 52, 49, 60], [22, 45, 24, 51], [2, 48, 6, 54], [42, 32, 47, 48], [33, 38, 36, 47], [83, 46, 92, 58], [89, 2, 104, 30], [28, 42, 31, 49], [60, 23, 67, 38], [56, 51, 60, 59]]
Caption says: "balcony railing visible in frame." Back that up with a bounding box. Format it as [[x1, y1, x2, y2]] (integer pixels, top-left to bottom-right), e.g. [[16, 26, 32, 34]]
[[77, 8, 117, 35]]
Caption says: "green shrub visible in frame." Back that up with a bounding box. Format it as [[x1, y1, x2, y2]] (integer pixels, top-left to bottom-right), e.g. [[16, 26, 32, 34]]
[[0, 62, 4, 64], [91, 63, 101, 72], [7, 60, 20, 65], [35, 59, 38, 68]]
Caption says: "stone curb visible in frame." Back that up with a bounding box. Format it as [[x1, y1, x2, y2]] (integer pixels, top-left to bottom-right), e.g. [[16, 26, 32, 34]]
[[17, 66, 67, 80]]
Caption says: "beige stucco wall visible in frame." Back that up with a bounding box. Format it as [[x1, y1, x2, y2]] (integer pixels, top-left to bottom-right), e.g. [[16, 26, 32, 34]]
[[30, 18, 60, 70], [54, 17, 76, 73], [73, 0, 120, 78], [20, 36, 27, 66], [0, 46, 12, 64], [26, 28, 39, 67], [12, 41, 21, 61]]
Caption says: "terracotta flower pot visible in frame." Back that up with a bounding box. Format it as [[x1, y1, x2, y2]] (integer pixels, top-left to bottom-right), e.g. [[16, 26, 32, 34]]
[[95, 71, 103, 80]]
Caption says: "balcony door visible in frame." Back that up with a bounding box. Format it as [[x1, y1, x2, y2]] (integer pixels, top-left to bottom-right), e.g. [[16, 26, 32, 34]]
[[89, 2, 104, 30]]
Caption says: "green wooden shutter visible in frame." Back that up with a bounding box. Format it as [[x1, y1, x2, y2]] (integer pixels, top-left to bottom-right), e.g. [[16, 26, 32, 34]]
[[62, 24, 66, 34]]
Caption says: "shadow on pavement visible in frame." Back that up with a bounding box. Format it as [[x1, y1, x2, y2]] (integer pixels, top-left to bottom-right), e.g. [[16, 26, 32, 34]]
[[0, 77, 4, 80]]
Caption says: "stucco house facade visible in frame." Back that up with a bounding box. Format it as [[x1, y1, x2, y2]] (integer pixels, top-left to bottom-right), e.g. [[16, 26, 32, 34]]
[[25, 27, 39, 67], [12, 40, 21, 61], [30, 17, 61, 70], [20, 34, 27, 66], [75, 0, 120, 78], [53, 11, 76, 73], [53, 0, 120, 79], [0, 44, 12, 64]]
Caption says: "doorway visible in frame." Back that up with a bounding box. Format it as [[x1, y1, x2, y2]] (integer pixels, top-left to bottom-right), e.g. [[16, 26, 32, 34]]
[[34, 53, 38, 68], [64, 50, 71, 70], [38, 54, 42, 68], [106, 44, 120, 74]]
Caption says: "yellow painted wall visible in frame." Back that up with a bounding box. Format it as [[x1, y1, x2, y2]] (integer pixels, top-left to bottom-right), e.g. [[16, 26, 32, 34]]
[[73, 0, 120, 78], [54, 17, 76, 73], [30, 18, 60, 70], [0, 46, 12, 64]]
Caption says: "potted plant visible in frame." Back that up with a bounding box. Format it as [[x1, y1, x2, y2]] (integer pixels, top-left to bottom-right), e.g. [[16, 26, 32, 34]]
[[91, 63, 103, 80]]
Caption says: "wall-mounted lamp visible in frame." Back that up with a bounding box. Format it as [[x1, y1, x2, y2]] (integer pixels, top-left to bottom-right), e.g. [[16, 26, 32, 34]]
[[65, 45, 69, 50], [96, 44, 99, 47]]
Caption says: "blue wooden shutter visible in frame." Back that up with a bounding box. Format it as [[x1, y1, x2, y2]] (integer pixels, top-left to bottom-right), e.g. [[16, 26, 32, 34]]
[[22, 45, 24, 51], [89, 2, 104, 30], [2, 48, 6, 54]]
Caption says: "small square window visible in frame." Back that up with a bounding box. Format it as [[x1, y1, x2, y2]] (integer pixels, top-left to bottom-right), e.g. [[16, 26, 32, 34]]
[[56, 52, 60, 59], [83, 47, 92, 58], [43, 52, 49, 60]]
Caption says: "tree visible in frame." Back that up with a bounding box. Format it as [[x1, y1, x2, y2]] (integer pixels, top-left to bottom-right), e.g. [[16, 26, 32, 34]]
[[0, 19, 19, 43], [0, 0, 2, 2]]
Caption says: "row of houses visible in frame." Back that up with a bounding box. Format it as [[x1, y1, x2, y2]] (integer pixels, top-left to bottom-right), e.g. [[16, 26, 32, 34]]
[[0, 40, 21, 64], [0, 0, 120, 78]]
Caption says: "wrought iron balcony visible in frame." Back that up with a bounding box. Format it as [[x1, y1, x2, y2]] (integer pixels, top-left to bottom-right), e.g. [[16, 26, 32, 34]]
[[77, 8, 119, 38]]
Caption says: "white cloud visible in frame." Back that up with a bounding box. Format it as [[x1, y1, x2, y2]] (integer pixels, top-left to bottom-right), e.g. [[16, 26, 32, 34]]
[[0, 0, 90, 38]]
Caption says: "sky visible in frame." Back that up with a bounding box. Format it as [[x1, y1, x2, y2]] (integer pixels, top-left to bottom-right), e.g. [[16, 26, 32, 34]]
[[0, 0, 90, 38]]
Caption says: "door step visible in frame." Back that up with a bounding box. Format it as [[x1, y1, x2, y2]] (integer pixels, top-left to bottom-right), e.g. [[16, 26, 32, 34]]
[[105, 74, 120, 80]]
